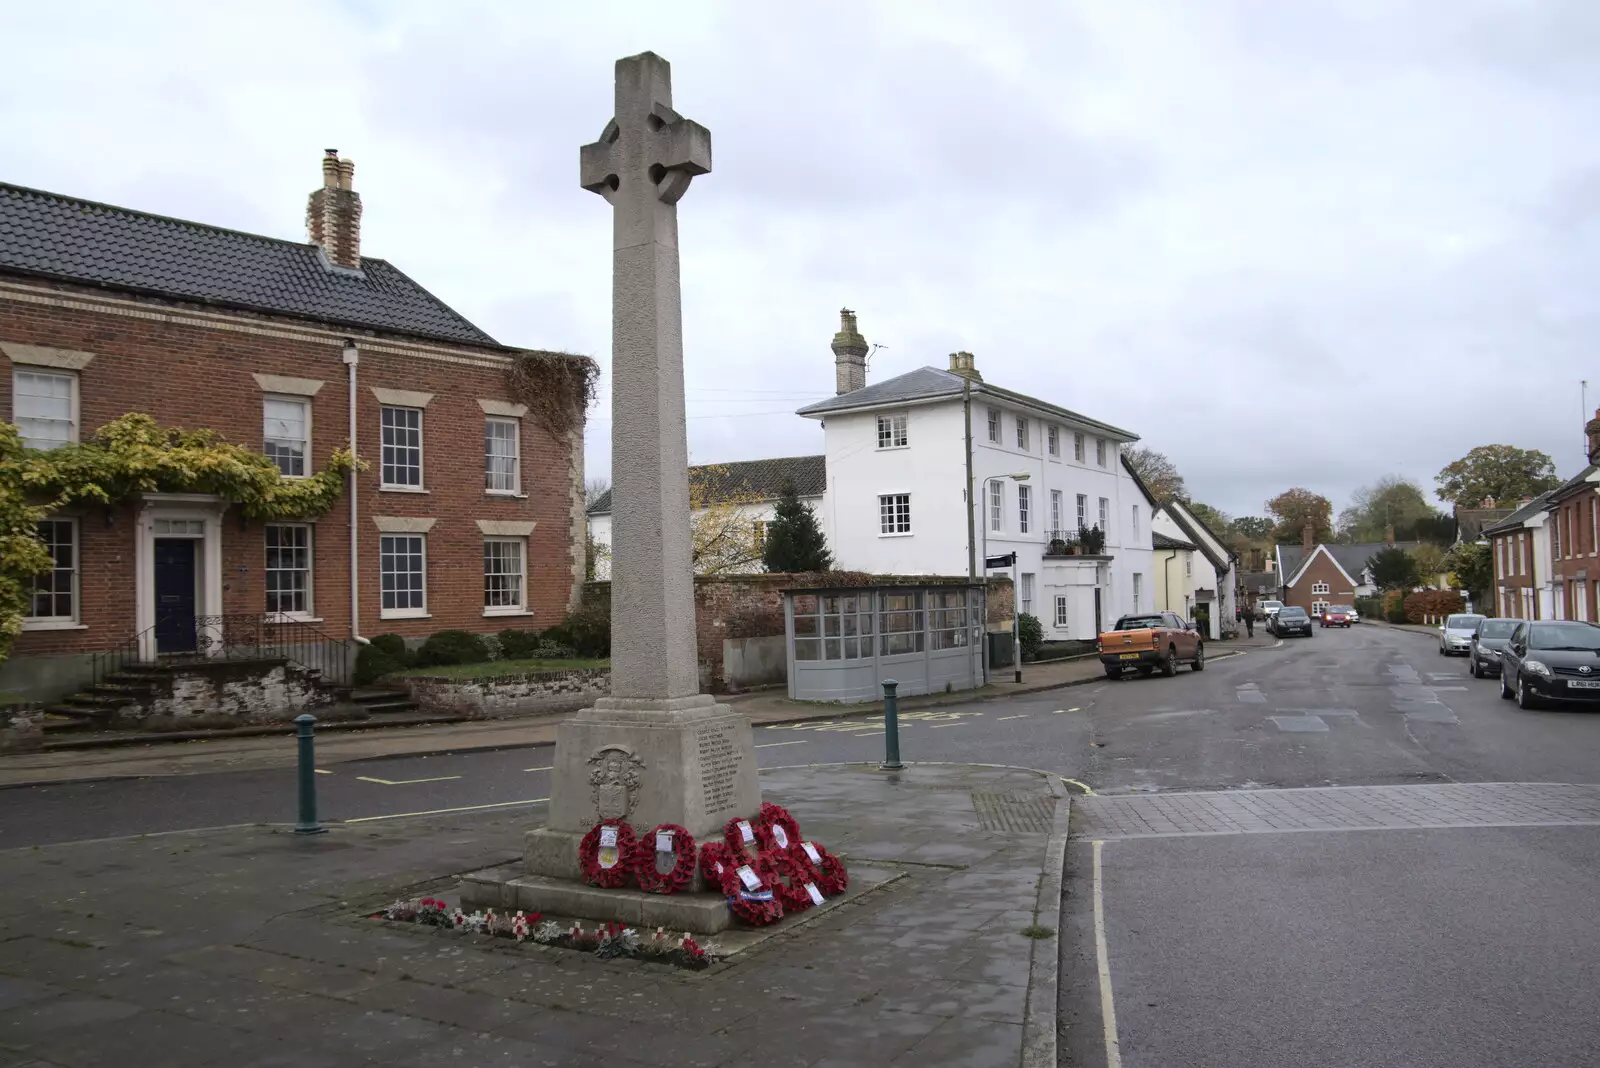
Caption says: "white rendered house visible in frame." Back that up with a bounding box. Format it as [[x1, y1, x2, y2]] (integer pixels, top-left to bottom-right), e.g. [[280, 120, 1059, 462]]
[[1151, 501, 1239, 639], [797, 323, 1156, 640]]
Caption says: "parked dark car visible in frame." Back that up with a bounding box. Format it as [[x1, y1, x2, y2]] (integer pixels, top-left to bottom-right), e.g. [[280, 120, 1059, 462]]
[[1269, 606, 1313, 638], [1498, 620, 1600, 709], [1469, 618, 1522, 679]]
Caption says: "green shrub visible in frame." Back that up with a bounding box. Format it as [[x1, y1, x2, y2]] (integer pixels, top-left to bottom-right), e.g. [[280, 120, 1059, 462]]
[[561, 605, 612, 659], [1018, 613, 1044, 661], [530, 640, 577, 660], [497, 628, 542, 660], [369, 633, 410, 665], [414, 630, 490, 668], [353, 642, 404, 686]]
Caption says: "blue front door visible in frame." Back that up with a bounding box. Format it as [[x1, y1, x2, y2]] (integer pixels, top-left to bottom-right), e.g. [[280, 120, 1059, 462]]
[[154, 538, 197, 653]]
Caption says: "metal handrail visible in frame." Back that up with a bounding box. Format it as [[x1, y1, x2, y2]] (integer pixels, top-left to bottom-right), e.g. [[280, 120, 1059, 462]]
[[86, 613, 349, 689]]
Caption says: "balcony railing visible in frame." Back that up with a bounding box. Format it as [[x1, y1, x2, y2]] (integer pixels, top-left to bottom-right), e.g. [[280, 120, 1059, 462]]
[[1043, 526, 1108, 557]]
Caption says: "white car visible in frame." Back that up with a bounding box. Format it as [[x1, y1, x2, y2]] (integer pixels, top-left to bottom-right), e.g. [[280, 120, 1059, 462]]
[[1258, 600, 1284, 620], [1347, 608, 1361, 624]]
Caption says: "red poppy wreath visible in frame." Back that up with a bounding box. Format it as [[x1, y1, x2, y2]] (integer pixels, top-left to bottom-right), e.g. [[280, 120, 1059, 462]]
[[760, 847, 820, 913], [724, 814, 763, 862], [578, 819, 636, 888], [720, 851, 784, 926], [631, 823, 696, 895], [754, 801, 802, 853], [791, 840, 849, 896], [699, 840, 737, 885]]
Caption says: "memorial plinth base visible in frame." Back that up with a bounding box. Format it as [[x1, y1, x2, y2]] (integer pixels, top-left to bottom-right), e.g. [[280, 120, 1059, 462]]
[[476, 695, 760, 933]]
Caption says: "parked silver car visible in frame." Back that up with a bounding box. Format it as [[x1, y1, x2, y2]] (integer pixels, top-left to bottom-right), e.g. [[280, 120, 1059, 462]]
[[1469, 618, 1522, 678], [1439, 613, 1486, 656]]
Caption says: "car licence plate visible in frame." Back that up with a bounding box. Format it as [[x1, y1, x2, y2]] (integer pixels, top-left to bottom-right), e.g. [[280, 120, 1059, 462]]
[[1119, 653, 1142, 660], [1568, 679, 1600, 689]]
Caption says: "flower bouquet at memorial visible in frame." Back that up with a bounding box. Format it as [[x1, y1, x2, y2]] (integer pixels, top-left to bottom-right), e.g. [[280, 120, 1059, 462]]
[[579, 818, 637, 888]]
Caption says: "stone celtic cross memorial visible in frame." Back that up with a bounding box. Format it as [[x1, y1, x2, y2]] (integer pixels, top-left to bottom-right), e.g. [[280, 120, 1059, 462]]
[[497, 52, 762, 932]]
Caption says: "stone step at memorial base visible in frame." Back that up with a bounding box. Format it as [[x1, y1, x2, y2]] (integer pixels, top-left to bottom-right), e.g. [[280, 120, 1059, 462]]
[[460, 866, 736, 934]]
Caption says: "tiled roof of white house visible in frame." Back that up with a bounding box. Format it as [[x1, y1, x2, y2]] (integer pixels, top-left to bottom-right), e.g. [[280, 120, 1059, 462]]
[[795, 365, 1138, 442], [586, 455, 825, 516]]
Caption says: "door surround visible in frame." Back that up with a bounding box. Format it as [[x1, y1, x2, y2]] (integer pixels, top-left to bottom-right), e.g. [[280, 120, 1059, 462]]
[[135, 493, 225, 660]]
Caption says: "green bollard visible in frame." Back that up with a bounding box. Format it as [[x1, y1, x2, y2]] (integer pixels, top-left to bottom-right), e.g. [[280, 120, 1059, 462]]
[[880, 679, 904, 771], [294, 714, 326, 835]]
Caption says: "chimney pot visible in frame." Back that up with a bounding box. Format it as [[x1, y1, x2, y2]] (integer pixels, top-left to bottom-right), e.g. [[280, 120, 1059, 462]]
[[307, 150, 363, 270], [1302, 522, 1314, 551], [831, 307, 868, 395], [947, 351, 983, 382]]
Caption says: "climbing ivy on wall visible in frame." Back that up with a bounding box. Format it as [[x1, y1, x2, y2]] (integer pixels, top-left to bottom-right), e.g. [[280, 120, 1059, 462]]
[[0, 413, 363, 665]]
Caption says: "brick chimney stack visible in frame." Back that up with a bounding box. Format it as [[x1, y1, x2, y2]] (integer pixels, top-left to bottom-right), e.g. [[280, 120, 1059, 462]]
[[832, 308, 868, 395], [1586, 408, 1600, 465], [1302, 522, 1314, 551], [307, 149, 363, 270], [948, 351, 983, 382]]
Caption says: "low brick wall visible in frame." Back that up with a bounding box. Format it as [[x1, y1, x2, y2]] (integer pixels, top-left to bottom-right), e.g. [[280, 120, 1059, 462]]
[[403, 668, 611, 719]]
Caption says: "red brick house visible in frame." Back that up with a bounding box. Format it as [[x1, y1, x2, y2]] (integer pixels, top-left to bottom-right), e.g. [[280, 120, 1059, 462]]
[[1483, 494, 1552, 620], [1274, 529, 1419, 615], [1534, 415, 1600, 621], [1, 152, 587, 703]]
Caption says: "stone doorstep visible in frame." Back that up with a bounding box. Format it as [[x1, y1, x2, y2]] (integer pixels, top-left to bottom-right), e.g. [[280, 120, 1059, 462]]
[[457, 862, 903, 942]]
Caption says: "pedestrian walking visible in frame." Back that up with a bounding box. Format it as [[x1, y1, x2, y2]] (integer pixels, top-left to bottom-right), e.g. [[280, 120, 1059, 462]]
[[1244, 611, 1254, 638]]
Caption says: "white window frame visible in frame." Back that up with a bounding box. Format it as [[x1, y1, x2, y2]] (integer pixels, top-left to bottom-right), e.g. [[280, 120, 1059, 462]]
[[379, 533, 429, 619], [1047, 425, 1060, 457], [986, 408, 1000, 444], [484, 416, 521, 495], [1073, 432, 1085, 462], [876, 412, 909, 450], [23, 517, 79, 628], [12, 368, 78, 451], [1054, 595, 1069, 629], [1185, 554, 1193, 578], [262, 395, 311, 479], [380, 405, 425, 490], [1312, 599, 1330, 617], [1514, 538, 1522, 575], [987, 480, 1004, 533], [1311, 581, 1330, 595], [264, 522, 315, 620], [879, 493, 912, 536], [1018, 485, 1031, 534], [1096, 438, 1107, 467], [1015, 417, 1029, 451], [483, 536, 528, 615], [1076, 494, 1088, 529], [1098, 497, 1110, 536], [1132, 505, 1140, 538], [1132, 573, 1143, 611], [1020, 572, 1034, 616], [1051, 490, 1064, 536]]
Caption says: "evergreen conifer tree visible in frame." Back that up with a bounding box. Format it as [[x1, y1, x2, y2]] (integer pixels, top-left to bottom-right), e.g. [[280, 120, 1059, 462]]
[[762, 479, 832, 573]]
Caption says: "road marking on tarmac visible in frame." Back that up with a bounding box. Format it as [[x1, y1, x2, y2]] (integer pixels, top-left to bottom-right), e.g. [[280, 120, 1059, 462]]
[[356, 775, 463, 786], [997, 714, 1029, 721], [523, 765, 553, 772], [1052, 707, 1081, 714], [755, 741, 806, 749], [344, 798, 549, 823], [1093, 839, 1124, 1068], [314, 769, 333, 775]]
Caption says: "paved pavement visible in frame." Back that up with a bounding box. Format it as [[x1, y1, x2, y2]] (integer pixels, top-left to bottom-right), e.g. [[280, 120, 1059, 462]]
[[0, 763, 1066, 1068]]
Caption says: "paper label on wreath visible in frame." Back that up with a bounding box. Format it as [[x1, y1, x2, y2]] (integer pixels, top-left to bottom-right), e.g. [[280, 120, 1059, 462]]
[[802, 842, 823, 866], [736, 865, 761, 890], [773, 826, 790, 849], [738, 820, 755, 843], [656, 830, 674, 853], [737, 889, 775, 902], [805, 882, 824, 906], [713, 861, 725, 875], [598, 846, 619, 869], [599, 826, 618, 848]]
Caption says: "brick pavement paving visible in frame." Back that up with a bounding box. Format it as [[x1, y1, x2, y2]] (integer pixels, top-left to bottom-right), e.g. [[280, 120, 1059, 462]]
[[1072, 782, 1600, 839]]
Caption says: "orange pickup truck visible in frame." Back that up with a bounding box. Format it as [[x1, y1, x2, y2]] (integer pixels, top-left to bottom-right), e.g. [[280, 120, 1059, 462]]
[[1097, 611, 1205, 679]]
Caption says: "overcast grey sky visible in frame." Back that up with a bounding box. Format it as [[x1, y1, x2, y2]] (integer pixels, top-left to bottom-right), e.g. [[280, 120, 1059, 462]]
[[5, 1, 1598, 518]]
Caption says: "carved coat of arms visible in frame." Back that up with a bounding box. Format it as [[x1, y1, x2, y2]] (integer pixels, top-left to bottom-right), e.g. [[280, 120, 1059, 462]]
[[587, 744, 645, 821]]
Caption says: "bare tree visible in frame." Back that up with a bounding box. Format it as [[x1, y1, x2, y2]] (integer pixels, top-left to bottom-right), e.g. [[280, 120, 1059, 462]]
[[584, 477, 611, 509], [1123, 447, 1186, 503]]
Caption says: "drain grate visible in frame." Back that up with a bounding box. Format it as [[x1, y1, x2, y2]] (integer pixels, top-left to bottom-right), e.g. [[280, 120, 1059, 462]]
[[971, 791, 1055, 833]]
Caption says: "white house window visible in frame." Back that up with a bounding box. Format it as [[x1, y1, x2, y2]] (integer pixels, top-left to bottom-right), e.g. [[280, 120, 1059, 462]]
[[13, 369, 76, 450], [379, 534, 427, 616], [877, 412, 908, 449], [1098, 497, 1110, 535], [1016, 417, 1029, 450], [1051, 490, 1064, 536], [1132, 505, 1140, 538], [263, 397, 309, 478], [1073, 432, 1085, 462], [380, 406, 423, 488], [1311, 581, 1330, 595], [1132, 573, 1143, 611], [483, 538, 527, 613], [1096, 438, 1107, 466], [484, 417, 520, 493], [987, 408, 1000, 443], [1020, 572, 1035, 616], [27, 519, 77, 622], [1054, 594, 1069, 629], [1185, 555, 1193, 577], [879, 493, 912, 535], [1076, 494, 1088, 529], [1312, 600, 1330, 617], [988, 480, 1004, 532], [265, 523, 312, 616], [1047, 425, 1060, 457], [1018, 485, 1032, 534]]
